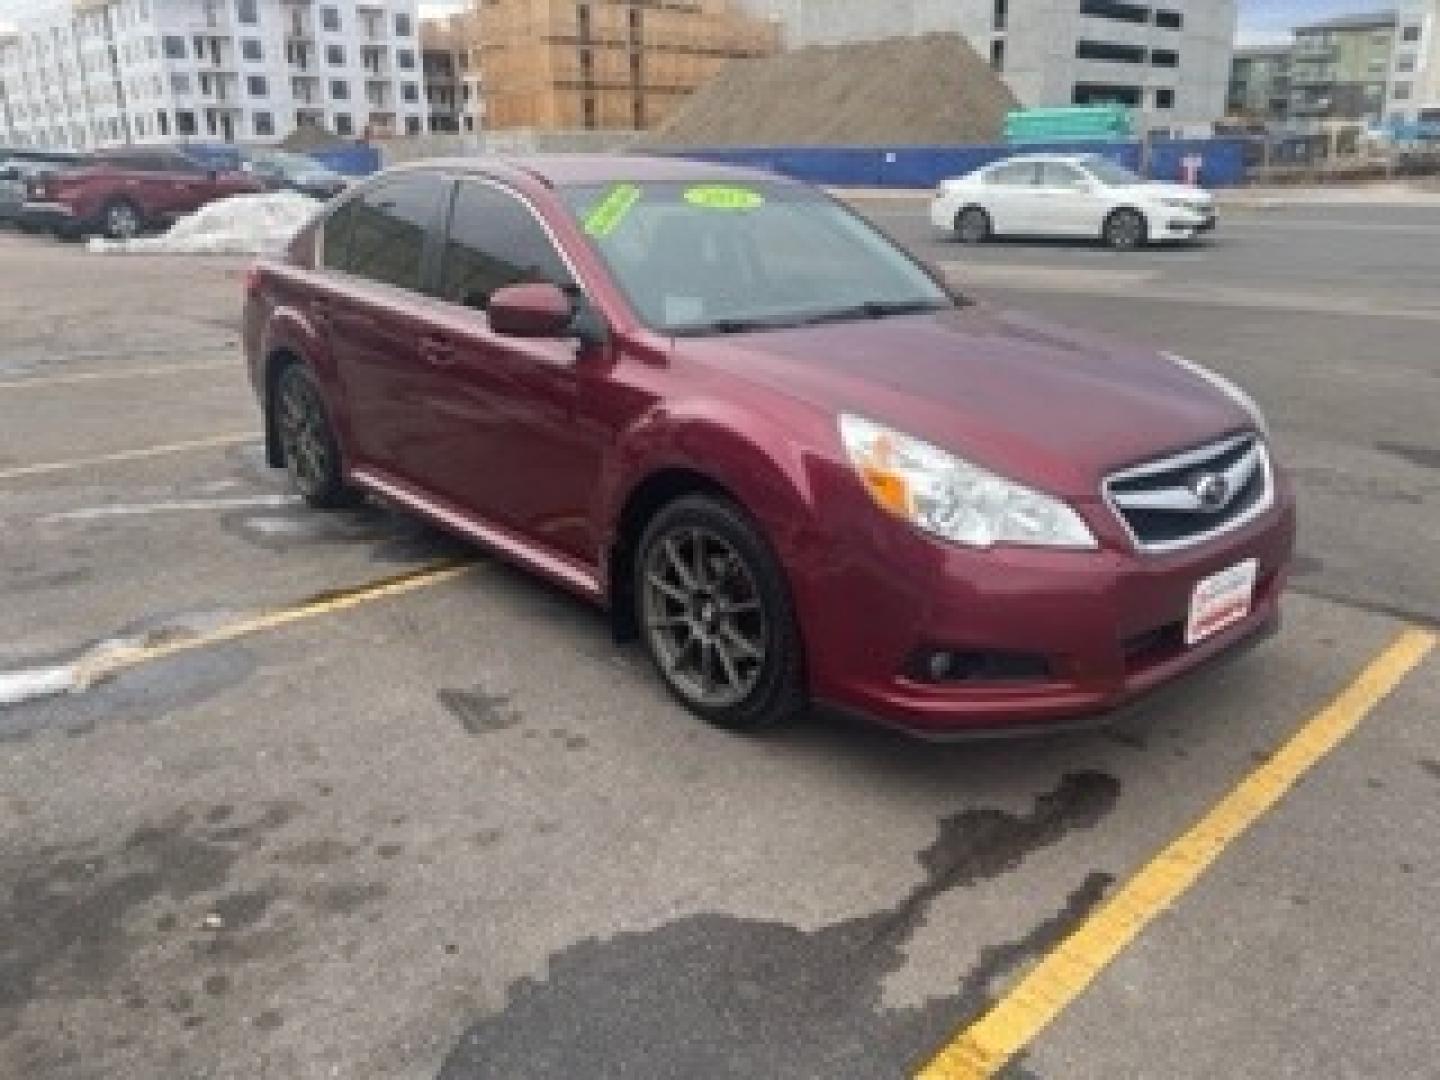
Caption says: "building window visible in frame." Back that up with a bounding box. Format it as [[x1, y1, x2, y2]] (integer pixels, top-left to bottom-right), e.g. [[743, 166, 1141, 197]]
[[321, 6, 341, 32], [1402, 25, 1421, 42], [1155, 87, 1175, 109], [1079, 0, 1148, 26], [326, 44, 344, 66], [330, 79, 349, 100], [1073, 81, 1142, 106], [334, 112, 353, 135], [395, 13, 412, 36], [993, 0, 1007, 32], [402, 81, 419, 103], [406, 115, 422, 134], [990, 38, 1005, 72], [163, 34, 185, 59], [242, 38, 262, 61], [1155, 10, 1183, 30], [397, 48, 415, 70], [254, 111, 273, 136], [1397, 55, 1416, 73], [1076, 40, 1147, 64], [237, 0, 258, 25], [1151, 48, 1178, 68], [248, 75, 268, 97], [1394, 82, 1412, 101], [157, 110, 169, 136]]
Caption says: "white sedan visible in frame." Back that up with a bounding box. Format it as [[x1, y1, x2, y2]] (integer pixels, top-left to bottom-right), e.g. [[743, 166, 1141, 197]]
[[930, 154, 1217, 250]]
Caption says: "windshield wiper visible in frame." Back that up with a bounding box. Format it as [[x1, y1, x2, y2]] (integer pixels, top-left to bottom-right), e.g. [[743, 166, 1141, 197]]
[[671, 317, 795, 337], [793, 299, 951, 326]]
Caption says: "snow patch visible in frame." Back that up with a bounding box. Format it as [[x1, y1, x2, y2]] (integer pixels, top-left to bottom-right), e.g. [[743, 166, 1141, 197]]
[[87, 192, 322, 256]]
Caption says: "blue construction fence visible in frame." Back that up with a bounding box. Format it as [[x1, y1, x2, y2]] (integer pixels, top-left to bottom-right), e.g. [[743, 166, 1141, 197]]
[[178, 142, 382, 177], [671, 138, 1249, 189]]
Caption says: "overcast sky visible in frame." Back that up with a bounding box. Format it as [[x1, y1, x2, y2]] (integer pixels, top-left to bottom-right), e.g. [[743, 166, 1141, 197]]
[[0, 0, 1386, 38]]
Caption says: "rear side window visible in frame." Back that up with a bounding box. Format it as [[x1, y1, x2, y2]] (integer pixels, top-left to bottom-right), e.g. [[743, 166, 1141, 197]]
[[324, 173, 444, 291], [985, 162, 1040, 186], [439, 179, 572, 310], [1040, 163, 1087, 189]]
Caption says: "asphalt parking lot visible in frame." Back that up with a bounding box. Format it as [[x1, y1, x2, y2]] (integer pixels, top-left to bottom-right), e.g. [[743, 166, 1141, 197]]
[[1, 201, 1437, 1080]]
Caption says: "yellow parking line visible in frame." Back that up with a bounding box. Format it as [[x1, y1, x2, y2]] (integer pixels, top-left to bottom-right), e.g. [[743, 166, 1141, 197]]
[[70, 560, 476, 692], [0, 433, 256, 480], [917, 626, 1438, 1080], [0, 360, 234, 390]]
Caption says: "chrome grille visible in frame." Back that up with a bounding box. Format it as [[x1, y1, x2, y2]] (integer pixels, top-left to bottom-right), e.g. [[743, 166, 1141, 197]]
[[1104, 433, 1272, 553]]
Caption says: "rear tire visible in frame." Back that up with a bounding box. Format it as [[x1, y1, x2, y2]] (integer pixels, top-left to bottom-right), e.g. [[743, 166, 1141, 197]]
[[100, 198, 143, 241], [954, 206, 992, 244], [273, 363, 358, 510], [636, 495, 805, 732], [1103, 208, 1147, 251]]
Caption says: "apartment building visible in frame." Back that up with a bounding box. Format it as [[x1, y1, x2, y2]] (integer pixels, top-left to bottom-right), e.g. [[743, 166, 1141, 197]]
[[734, 0, 1237, 127], [1388, 0, 1440, 123], [1288, 11, 1396, 122], [0, 0, 427, 151], [474, 0, 779, 132], [419, 11, 485, 133], [1227, 48, 1291, 120]]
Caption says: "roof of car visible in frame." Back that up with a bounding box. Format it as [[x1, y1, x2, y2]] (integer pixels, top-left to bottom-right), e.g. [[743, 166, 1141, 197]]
[[987, 153, 1100, 164], [393, 153, 799, 189]]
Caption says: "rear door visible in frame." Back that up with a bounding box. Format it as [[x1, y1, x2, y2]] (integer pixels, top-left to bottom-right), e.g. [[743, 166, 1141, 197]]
[[980, 161, 1042, 234], [313, 171, 449, 482], [412, 176, 609, 564]]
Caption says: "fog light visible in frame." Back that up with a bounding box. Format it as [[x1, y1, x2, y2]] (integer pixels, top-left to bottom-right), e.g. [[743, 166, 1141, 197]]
[[907, 648, 1052, 685]]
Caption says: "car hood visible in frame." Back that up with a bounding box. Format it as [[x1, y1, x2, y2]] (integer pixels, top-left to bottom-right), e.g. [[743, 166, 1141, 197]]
[[676, 304, 1250, 497]]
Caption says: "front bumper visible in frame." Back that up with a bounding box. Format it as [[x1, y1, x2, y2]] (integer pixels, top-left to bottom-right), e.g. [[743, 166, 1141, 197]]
[[19, 201, 78, 231], [793, 471, 1296, 737], [1154, 208, 1217, 240]]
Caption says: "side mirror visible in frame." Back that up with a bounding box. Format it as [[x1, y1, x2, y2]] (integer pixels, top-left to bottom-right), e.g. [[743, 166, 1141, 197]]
[[487, 282, 573, 338]]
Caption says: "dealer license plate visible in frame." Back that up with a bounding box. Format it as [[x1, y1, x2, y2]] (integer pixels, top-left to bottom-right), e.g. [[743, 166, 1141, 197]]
[[1186, 559, 1258, 646]]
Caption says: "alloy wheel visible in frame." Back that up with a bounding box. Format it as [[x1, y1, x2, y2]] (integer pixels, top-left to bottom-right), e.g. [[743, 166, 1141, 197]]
[[1106, 211, 1145, 250], [276, 370, 332, 497], [106, 203, 140, 240], [641, 525, 768, 709]]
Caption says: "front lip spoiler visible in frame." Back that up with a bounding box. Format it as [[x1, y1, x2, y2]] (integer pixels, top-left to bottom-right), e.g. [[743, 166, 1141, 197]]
[[815, 610, 1282, 744]]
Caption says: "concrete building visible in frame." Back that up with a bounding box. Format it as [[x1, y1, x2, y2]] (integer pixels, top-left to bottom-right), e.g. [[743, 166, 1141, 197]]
[[473, 0, 778, 132], [733, 0, 1238, 127], [1288, 11, 1396, 122], [0, 0, 427, 151], [1387, 0, 1440, 123], [1227, 47, 1291, 120]]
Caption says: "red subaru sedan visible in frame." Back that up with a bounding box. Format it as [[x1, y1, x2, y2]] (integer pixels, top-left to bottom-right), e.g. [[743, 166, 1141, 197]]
[[243, 156, 1294, 738]]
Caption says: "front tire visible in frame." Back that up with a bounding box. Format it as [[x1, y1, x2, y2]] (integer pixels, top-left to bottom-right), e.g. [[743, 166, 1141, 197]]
[[1103, 209, 1147, 251], [954, 206, 992, 244], [273, 363, 356, 509], [636, 495, 805, 731]]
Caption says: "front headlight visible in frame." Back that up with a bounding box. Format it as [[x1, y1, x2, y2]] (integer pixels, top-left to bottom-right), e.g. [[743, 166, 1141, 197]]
[[1167, 353, 1269, 436], [838, 415, 1097, 550], [1161, 198, 1202, 211]]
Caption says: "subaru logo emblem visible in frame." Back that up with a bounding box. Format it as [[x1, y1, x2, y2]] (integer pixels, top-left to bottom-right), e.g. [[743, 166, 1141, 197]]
[[1191, 472, 1231, 512]]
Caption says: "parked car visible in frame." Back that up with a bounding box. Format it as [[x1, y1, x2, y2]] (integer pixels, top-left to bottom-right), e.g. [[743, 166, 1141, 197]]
[[244, 156, 1293, 738], [0, 152, 88, 230], [240, 149, 349, 201], [23, 146, 262, 240], [931, 153, 1218, 249]]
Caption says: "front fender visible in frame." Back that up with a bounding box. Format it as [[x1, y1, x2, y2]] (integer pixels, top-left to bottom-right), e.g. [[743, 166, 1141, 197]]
[[257, 300, 332, 467]]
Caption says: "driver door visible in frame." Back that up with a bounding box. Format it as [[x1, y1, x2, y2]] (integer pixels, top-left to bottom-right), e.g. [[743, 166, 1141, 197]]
[[1036, 162, 1107, 237]]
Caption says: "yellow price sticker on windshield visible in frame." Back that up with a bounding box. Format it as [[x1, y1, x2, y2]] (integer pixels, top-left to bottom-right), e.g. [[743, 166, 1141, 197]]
[[584, 183, 642, 238], [684, 185, 765, 211]]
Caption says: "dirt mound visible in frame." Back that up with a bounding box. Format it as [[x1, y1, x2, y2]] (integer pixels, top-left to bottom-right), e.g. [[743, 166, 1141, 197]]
[[280, 125, 350, 152], [647, 33, 1016, 148]]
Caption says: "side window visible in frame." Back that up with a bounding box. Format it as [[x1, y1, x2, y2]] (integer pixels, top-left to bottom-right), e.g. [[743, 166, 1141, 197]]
[[1040, 163, 1086, 189], [331, 174, 444, 291], [440, 179, 572, 311], [986, 162, 1039, 186]]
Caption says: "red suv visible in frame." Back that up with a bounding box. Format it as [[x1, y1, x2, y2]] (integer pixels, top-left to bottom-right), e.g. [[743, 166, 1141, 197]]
[[243, 156, 1295, 738], [25, 147, 260, 240]]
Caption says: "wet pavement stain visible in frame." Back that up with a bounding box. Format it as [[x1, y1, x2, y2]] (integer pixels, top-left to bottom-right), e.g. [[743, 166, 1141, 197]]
[[1420, 759, 1440, 782], [220, 501, 472, 564], [1291, 553, 1325, 578], [440, 688, 522, 735], [1375, 441, 1440, 471], [439, 772, 1120, 1080]]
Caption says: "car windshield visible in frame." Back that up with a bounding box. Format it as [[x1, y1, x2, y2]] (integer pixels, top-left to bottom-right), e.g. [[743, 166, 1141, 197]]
[[558, 181, 953, 336], [1083, 157, 1145, 187]]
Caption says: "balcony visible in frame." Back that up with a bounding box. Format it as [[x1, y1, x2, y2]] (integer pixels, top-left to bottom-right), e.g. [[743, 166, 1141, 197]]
[[1292, 42, 1339, 60]]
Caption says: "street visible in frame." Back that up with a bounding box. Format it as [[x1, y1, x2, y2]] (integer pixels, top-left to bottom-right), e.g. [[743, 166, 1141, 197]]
[[1, 201, 1437, 1080]]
